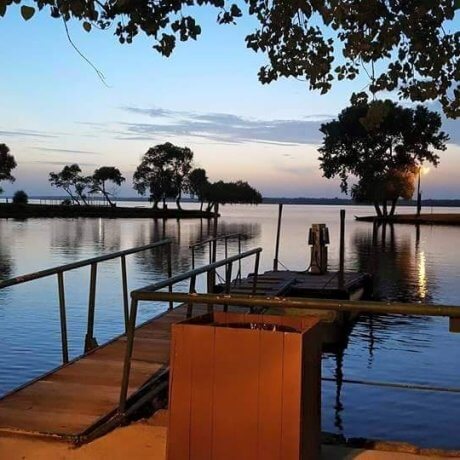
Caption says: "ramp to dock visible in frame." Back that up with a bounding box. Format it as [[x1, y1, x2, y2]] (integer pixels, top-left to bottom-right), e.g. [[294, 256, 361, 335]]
[[0, 304, 209, 443]]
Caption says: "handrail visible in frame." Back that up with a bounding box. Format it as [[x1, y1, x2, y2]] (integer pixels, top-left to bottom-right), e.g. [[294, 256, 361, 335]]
[[129, 291, 460, 319], [0, 239, 173, 364], [188, 233, 241, 249], [189, 232, 243, 270], [133, 247, 262, 297], [119, 247, 262, 413], [0, 239, 172, 289]]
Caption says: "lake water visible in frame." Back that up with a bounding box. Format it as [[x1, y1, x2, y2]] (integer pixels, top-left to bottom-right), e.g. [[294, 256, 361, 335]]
[[1, 203, 460, 449]]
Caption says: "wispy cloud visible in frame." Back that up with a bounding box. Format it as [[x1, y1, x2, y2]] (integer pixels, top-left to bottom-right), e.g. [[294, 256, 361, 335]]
[[33, 147, 100, 155], [24, 160, 98, 167], [119, 107, 327, 145], [119, 105, 459, 147], [0, 129, 58, 139]]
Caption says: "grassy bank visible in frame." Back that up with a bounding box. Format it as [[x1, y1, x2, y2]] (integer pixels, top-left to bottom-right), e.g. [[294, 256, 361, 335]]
[[0, 203, 216, 219], [355, 213, 460, 226]]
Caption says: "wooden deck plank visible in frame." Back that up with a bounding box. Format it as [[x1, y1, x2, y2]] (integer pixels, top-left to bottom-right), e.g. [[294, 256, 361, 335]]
[[0, 304, 204, 440]]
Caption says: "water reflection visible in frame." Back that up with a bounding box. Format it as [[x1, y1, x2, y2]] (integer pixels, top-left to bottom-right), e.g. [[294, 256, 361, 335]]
[[353, 222, 436, 303]]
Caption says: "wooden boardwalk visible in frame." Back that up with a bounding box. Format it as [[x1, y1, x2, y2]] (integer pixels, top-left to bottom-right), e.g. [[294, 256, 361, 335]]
[[0, 270, 371, 443], [0, 304, 209, 443]]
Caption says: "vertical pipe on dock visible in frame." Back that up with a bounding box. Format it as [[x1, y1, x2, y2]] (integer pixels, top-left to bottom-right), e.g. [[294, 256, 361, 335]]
[[119, 298, 138, 414], [210, 203, 219, 293], [339, 209, 346, 288], [224, 261, 233, 312], [121, 255, 129, 333], [187, 275, 196, 318], [273, 203, 283, 271], [252, 252, 260, 296], [206, 270, 214, 313], [167, 242, 173, 310], [84, 263, 98, 352], [57, 271, 69, 364]]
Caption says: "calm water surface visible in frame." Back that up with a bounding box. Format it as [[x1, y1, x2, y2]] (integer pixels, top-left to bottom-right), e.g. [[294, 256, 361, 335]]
[[1, 203, 460, 449]]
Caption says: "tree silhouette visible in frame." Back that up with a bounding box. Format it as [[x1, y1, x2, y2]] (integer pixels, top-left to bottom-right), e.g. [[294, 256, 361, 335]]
[[90, 166, 125, 207], [319, 99, 448, 216], [187, 168, 209, 211], [12, 190, 28, 205], [49, 164, 88, 205], [204, 180, 262, 211], [0, 144, 17, 194], [133, 143, 193, 209], [7, 2, 459, 116]]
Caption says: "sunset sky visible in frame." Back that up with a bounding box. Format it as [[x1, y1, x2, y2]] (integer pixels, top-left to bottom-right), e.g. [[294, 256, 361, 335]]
[[1, 6, 459, 198]]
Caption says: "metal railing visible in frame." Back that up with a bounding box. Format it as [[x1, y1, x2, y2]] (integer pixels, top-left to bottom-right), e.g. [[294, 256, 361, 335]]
[[118, 246, 262, 413], [0, 239, 172, 364], [189, 233, 243, 268]]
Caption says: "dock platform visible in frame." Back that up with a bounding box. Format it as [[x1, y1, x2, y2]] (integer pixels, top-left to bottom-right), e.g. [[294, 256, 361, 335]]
[[0, 304, 209, 443], [0, 268, 371, 444]]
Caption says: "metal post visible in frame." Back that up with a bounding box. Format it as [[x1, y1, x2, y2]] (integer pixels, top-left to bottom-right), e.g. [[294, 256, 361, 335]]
[[224, 261, 233, 312], [224, 236, 228, 260], [121, 255, 129, 333], [339, 209, 346, 288], [84, 263, 98, 352], [57, 272, 69, 364], [273, 203, 283, 271], [212, 203, 219, 264], [206, 270, 214, 313], [191, 247, 195, 269], [252, 252, 260, 295], [167, 243, 173, 310], [417, 168, 422, 216], [237, 234, 242, 283], [187, 275, 196, 318], [119, 298, 138, 414]]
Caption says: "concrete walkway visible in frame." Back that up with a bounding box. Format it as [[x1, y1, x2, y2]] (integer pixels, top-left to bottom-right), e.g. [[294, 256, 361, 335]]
[[0, 412, 457, 460]]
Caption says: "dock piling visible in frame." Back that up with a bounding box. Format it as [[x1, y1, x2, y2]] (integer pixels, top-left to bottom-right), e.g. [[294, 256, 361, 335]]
[[273, 203, 283, 271], [339, 209, 346, 288]]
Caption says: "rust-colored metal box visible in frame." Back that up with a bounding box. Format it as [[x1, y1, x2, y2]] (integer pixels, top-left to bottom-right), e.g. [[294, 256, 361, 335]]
[[167, 312, 322, 460]]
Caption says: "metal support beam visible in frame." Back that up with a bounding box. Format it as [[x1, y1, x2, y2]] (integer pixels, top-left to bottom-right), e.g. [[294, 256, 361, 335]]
[[57, 271, 69, 364], [339, 209, 346, 288], [120, 255, 129, 333], [84, 263, 98, 353], [273, 203, 283, 271]]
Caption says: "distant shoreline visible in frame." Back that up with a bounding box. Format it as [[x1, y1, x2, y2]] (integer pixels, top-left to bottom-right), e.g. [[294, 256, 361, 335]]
[[10, 196, 460, 208], [356, 213, 460, 226], [0, 203, 217, 219]]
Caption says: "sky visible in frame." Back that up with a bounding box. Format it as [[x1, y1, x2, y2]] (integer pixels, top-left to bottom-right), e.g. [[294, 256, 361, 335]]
[[0, 5, 459, 198]]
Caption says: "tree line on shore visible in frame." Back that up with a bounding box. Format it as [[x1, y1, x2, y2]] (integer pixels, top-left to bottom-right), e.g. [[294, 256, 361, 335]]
[[0, 142, 262, 210]]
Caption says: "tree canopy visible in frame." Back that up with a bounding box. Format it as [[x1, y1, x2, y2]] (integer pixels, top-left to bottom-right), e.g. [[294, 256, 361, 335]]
[[204, 180, 262, 211], [0, 144, 16, 194], [49, 163, 88, 205], [5, 1, 459, 117], [187, 168, 209, 210], [318, 99, 449, 216], [133, 143, 193, 209], [90, 166, 125, 207]]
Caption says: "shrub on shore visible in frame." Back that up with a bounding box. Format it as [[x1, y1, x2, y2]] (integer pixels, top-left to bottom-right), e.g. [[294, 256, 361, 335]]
[[12, 190, 28, 205]]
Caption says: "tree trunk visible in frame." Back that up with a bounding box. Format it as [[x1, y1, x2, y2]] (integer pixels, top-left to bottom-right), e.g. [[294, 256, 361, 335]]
[[152, 199, 159, 210], [64, 187, 80, 205], [389, 198, 398, 216], [176, 192, 182, 210], [102, 183, 114, 207], [200, 201, 204, 212], [382, 201, 388, 217], [373, 202, 382, 217]]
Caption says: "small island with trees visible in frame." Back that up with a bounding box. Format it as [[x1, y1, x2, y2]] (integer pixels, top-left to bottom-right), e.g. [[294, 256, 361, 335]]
[[0, 142, 262, 219]]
